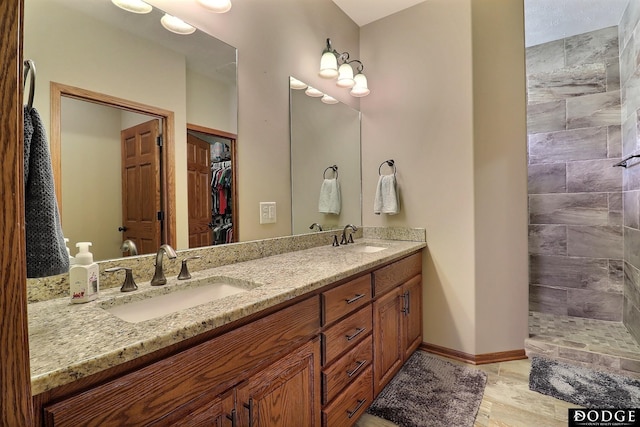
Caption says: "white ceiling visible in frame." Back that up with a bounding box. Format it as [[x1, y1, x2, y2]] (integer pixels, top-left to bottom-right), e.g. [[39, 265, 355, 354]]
[[332, 0, 630, 48]]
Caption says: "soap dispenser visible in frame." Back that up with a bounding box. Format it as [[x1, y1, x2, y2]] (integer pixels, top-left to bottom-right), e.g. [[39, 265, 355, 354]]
[[64, 238, 75, 266], [70, 242, 99, 303]]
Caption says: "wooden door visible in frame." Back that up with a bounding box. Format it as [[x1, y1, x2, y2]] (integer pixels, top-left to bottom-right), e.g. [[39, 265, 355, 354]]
[[187, 133, 213, 248], [403, 274, 423, 359], [372, 287, 403, 396], [245, 339, 321, 427], [121, 120, 161, 255]]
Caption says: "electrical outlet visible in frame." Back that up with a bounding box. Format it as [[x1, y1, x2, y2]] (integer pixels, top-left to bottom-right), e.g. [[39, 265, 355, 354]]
[[259, 202, 276, 224]]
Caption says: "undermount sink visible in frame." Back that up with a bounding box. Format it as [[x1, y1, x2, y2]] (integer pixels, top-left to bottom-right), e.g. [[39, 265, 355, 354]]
[[103, 279, 254, 323], [346, 244, 388, 253]]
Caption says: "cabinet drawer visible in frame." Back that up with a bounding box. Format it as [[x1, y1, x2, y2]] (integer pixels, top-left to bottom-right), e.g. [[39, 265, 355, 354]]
[[373, 252, 421, 296], [322, 365, 373, 427], [322, 274, 371, 326], [322, 334, 372, 404], [322, 305, 372, 365]]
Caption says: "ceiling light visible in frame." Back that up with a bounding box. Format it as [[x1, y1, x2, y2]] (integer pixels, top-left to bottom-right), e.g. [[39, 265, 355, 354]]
[[318, 38, 369, 96], [290, 77, 308, 90], [161, 13, 196, 35], [111, 0, 152, 14], [197, 0, 232, 13], [321, 94, 339, 104], [305, 86, 324, 97]]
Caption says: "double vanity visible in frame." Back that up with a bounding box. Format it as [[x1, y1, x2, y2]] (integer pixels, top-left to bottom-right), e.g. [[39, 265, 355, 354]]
[[28, 228, 426, 426]]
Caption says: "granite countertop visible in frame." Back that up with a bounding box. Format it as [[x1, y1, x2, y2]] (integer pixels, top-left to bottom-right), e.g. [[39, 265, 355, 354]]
[[28, 238, 426, 396]]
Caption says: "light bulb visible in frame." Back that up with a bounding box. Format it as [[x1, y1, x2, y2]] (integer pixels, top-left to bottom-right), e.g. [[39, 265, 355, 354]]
[[161, 14, 196, 35], [336, 63, 355, 88], [350, 73, 370, 97], [319, 52, 339, 79], [111, 0, 152, 14], [197, 0, 232, 13]]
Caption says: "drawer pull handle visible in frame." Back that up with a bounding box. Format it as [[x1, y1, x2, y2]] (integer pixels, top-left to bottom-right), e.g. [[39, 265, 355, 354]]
[[243, 398, 254, 427], [345, 293, 366, 304], [346, 359, 367, 377], [401, 290, 409, 315], [226, 409, 237, 427], [346, 327, 366, 341], [347, 398, 367, 418]]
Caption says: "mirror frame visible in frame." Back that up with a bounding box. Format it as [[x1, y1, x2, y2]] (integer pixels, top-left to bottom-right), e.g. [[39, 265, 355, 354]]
[[50, 82, 177, 249]]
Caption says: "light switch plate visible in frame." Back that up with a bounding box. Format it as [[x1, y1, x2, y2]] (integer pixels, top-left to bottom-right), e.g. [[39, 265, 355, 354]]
[[259, 202, 276, 224]]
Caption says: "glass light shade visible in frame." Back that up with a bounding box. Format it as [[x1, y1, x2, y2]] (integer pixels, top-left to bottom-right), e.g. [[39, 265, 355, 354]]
[[350, 73, 370, 97], [321, 94, 339, 104], [336, 63, 355, 88], [197, 0, 232, 13], [160, 14, 196, 35], [111, 0, 152, 14], [319, 52, 339, 78], [289, 77, 307, 90], [305, 86, 324, 97]]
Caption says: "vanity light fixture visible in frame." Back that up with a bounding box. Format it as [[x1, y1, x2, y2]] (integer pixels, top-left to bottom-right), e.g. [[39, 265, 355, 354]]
[[318, 38, 369, 97], [289, 77, 308, 90], [160, 13, 196, 35], [197, 0, 232, 13], [304, 86, 324, 97], [111, 0, 152, 14], [321, 94, 339, 104]]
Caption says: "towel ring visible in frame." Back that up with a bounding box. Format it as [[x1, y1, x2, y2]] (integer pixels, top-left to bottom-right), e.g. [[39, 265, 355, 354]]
[[23, 59, 36, 112], [378, 159, 396, 176], [323, 165, 338, 179]]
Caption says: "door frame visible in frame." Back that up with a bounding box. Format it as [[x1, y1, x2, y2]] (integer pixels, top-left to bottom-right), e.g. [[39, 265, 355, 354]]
[[50, 82, 176, 248], [187, 123, 239, 242]]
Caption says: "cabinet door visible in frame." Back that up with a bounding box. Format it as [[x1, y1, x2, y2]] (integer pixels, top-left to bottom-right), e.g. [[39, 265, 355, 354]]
[[372, 287, 403, 395], [402, 274, 423, 359], [244, 339, 321, 427]]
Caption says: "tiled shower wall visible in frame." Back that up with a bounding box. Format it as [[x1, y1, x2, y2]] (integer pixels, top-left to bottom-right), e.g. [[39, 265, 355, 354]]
[[620, 0, 640, 343], [526, 26, 624, 321]]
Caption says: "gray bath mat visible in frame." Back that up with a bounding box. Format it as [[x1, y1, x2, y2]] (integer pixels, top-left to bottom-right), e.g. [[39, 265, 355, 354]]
[[529, 356, 640, 408], [366, 351, 487, 427]]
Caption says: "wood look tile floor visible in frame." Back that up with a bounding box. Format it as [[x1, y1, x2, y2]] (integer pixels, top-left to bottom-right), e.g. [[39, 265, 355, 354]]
[[355, 355, 579, 427]]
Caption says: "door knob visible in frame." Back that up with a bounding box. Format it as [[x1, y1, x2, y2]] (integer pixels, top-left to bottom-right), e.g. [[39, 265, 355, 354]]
[[118, 226, 128, 232]]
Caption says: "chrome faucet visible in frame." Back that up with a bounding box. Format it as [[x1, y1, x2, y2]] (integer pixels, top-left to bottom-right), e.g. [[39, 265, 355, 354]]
[[309, 223, 323, 232], [340, 224, 358, 245], [151, 244, 177, 286]]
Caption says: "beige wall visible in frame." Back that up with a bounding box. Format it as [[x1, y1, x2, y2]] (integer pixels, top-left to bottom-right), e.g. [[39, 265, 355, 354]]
[[360, 0, 528, 355], [471, 0, 529, 354]]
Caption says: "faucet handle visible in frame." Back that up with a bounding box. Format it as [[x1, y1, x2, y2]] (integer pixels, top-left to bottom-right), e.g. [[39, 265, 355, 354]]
[[347, 233, 354, 244], [178, 256, 201, 280], [105, 267, 138, 292], [332, 235, 340, 247]]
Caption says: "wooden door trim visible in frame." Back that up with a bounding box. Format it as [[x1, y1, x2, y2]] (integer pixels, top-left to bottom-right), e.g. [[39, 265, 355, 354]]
[[187, 123, 239, 242], [50, 82, 177, 248], [1, 0, 35, 425]]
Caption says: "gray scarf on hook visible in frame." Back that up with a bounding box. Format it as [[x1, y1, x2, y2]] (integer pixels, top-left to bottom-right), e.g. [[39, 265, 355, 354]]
[[24, 106, 69, 278]]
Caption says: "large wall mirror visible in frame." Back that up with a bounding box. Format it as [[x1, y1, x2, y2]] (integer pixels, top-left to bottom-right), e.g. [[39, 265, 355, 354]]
[[24, 0, 238, 264], [290, 77, 362, 234]]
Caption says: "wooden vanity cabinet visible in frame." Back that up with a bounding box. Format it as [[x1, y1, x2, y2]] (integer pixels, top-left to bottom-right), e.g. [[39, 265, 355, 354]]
[[42, 296, 320, 427], [372, 252, 422, 395]]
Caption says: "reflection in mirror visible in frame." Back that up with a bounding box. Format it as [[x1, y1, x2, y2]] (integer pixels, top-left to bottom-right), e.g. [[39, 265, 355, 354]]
[[24, 0, 237, 265], [290, 77, 362, 235]]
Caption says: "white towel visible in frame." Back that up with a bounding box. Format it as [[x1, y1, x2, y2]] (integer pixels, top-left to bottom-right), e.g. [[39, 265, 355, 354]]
[[374, 174, 399, 215], [318, 178, 341, 214]]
